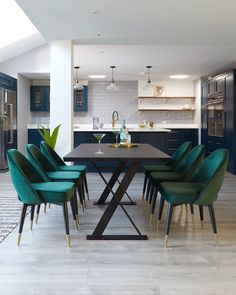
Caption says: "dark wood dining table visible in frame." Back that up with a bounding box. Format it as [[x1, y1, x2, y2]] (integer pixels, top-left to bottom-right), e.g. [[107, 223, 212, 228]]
[[64, 143, 170, 240]]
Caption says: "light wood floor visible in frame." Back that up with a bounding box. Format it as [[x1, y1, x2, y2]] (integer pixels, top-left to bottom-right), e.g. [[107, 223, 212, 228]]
[[0, 172, 236, 294]]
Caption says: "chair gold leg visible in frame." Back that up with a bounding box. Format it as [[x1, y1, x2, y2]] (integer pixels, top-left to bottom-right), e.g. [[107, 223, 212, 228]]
[[144, 200, 148, 208], [44, 203, 47, 214], [164, 234, 169, 248], [214, 233, 219, 246], [156, 220, 160, 231], [150, 214, 154, 224], [17, 233, 22, 246], [191, 213, 195, 226], [76, 214, 79, 226], [35, 213, 39, 224], [30, 220, 34, 231], [201, 220, 204, 229], [74, 215, 79, 230], [66, 234, 71, 248], [49, 203, 51, 209]]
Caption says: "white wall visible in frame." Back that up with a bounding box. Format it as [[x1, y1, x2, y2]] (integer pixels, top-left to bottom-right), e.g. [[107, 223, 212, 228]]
[[77, 80, 199, 126], [0, 45, 50, 78], [50, 41, 73, 157], [138, 80, 195, 97], [17, 74, 31, 154]]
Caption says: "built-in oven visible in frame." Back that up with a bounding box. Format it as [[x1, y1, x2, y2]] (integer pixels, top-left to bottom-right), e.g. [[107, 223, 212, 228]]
[[207, 97, 224, 137]]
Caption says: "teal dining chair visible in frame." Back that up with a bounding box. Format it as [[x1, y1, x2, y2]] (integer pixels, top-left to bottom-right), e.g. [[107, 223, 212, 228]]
[[7, 149, 75, 247], [159, 148, 229, 248], [26, 144, 84, 227], [142, 141, 192, 199], [40, 141, 89, 200], [148, 145, 205, 223]]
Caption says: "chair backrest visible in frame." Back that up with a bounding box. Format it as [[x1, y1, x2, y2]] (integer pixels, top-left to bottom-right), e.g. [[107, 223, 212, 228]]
[[175, 145, 205, 180], [191, 149, 229, 205], [168, 141, 192, 168], [7, 149, 43, 205], [40, 141, 65, 169], [26, 144, 57, 178]]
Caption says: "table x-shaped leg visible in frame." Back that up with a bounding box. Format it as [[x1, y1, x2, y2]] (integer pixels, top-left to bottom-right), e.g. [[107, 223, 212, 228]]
[[87, 161, 148, 240], [94, 161, 136, 205]]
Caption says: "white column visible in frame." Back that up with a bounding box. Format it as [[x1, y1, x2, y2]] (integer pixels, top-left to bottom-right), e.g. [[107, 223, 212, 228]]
[[50, 40, 73, 157], [17, 74, 31, 154]]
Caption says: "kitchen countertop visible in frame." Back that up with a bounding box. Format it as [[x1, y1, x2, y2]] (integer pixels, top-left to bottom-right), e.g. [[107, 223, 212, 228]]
[[28, 123, 198, 130]]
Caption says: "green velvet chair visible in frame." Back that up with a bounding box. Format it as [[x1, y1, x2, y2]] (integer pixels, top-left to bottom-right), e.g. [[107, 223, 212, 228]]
[[147, 145, 205, 223], [7, 149, 75, 247], [26, 144, 85, 227], [159, 148, 229, 248], [142, 141, 192, 200], [40, 141, 89, 200]]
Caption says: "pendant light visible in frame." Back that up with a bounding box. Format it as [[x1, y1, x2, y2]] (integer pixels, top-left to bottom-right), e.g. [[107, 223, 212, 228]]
[[74, 66, 84, 90], [143, 65, 154, 90], [107, 66, 119, 91]]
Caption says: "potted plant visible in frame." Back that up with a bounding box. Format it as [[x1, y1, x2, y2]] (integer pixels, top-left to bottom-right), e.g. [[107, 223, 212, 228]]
[[0, 114, 8, 125], [38, 124, 61, 149]]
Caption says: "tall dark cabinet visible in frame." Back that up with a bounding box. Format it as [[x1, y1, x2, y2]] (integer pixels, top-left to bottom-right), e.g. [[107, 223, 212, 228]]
[[201, 69, 236, 173]]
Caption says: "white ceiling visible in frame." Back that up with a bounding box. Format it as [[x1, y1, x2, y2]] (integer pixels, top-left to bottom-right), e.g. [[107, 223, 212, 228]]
[[0, 33, 46, 64], [14, 0, 236, 80], [74, 45, 236, 81]]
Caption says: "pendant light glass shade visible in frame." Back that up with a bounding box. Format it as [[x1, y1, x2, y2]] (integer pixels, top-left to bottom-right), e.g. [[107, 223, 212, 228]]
[[74, 66, 84, 90], [107, 66, 119, 91], [143, 66, 154, 90]]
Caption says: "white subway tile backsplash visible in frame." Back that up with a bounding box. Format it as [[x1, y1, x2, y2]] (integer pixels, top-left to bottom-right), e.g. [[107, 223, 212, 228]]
[[74, 81, 195, 125]]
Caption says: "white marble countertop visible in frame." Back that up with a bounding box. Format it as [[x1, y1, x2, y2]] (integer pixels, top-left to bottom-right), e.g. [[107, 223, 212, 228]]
[[27, 123, 198, 131]]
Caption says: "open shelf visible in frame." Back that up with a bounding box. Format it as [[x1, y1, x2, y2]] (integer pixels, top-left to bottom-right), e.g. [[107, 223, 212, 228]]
[[138, 96, 196, 113], [138, 108, 195, 111], [138, 96, 196, 99]]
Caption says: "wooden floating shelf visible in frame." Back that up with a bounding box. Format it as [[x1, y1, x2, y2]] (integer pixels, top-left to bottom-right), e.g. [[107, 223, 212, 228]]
[[138, 108, 195, 111], [138, 96, 196, 99]]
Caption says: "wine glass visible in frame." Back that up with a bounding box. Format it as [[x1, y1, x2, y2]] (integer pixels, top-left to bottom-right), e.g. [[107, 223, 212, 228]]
[[93, 133, 106, 154], [112, 130, 120, 146]]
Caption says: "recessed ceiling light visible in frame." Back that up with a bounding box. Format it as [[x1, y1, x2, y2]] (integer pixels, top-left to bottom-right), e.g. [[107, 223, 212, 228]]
[[93, 11, 100, 15], [169, 75, 189, 79], [140, 72, 145, 75], [97, 33, 102, 37], [88, 75, 106, 79]]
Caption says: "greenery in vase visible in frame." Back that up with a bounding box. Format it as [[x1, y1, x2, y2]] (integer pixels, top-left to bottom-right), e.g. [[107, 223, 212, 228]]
[[0, 114, 8, 125], [38, 124, 61, 149]]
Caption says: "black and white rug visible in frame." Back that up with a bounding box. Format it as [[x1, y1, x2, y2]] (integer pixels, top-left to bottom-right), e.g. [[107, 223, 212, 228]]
[[0, 172, 22, 243]]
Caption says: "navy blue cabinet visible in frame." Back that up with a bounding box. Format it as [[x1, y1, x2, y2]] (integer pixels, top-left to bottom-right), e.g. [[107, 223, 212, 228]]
[[0, 72, 17, 91], [74, 86, 88, 112], [201, 70, 236, 173], [30, 86, 50, 112], [30, 85, 88, 112], [166, 129, 198, 154], [28, 129, 47, 147], [224, 72, 236, 173]]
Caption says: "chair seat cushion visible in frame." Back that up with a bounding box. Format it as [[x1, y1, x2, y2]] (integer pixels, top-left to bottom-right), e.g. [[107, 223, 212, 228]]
[[59, 165, 86, 172], [160, 182, 204, 204], [32, 182, 75, 203], [149, 171, 183, 184], [47, 171, 80, 185], [144, 164, 173, 174]]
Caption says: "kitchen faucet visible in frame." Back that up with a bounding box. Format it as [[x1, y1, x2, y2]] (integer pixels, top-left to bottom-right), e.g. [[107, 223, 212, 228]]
[[112, 111, 119, 128]]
